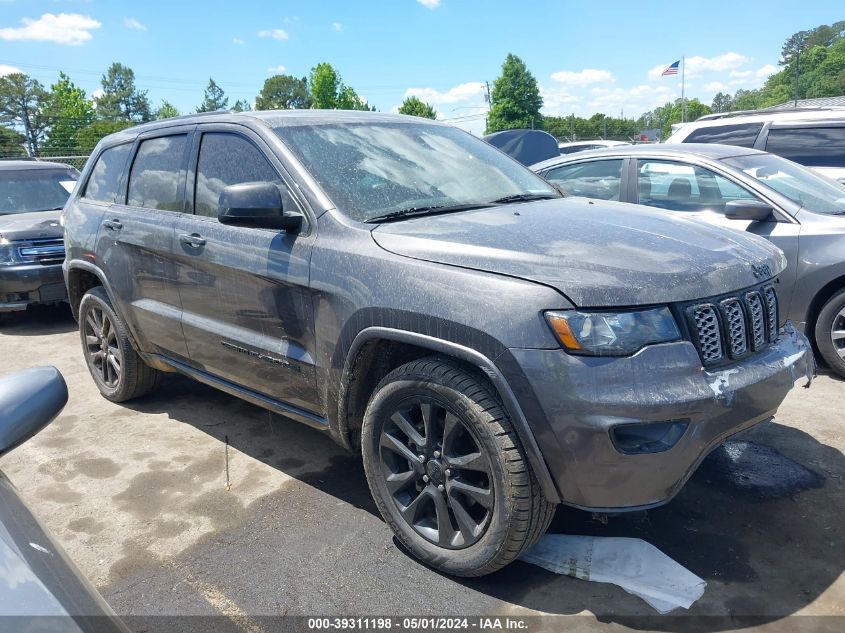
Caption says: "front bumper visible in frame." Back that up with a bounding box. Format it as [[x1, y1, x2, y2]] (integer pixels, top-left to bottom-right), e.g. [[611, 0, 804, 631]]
[[0, 263, 67, 312], [509, 323, 814, 511]]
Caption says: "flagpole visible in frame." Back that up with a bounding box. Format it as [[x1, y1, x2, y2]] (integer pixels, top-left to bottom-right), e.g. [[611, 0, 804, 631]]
[[681, 56, 686, 123]]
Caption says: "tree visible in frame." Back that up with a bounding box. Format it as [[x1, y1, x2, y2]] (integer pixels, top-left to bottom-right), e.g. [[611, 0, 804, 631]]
[[43, 72, 95, 155], [310, 63, 341, 109], [255, 75, 310, 110], [155, 100, 180, 119], [336, 85, 374, 111], [95, 63, 151, 122], [308, 63, 374, 111], [74, 120, 133, 154], [197, 78, 228, 112], [232, 99, 252, 112], [711, 92, 734, 113], [0, 126, 26, 158], [486, 54, 543, 133], [0, 73, 51, 156], [398, 96, 437, 119]]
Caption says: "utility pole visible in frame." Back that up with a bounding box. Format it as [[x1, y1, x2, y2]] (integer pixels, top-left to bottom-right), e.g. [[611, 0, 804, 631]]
[[484, 81, 491, 132], [681, 56, 686, 123]]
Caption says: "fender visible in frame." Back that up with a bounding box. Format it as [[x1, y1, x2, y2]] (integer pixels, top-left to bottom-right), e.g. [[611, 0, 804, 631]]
[[342, 326, 561, 504], [64, 259, 145, 354]]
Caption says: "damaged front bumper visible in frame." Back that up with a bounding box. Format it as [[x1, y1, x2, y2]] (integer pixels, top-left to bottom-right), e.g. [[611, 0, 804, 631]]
[[0, 262, 67, 312], [509, 322, 814, 511]]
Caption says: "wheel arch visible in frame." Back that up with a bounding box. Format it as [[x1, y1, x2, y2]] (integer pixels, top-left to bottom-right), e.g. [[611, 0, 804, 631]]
[[65, 260, 113, 321], [339, 327, 561, 503], [806, 273, 845, 348]]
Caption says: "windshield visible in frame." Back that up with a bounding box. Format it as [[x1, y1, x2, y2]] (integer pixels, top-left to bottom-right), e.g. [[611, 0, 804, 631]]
[[0, 168, 78, 215], [722, 153, 845, 215], [273, 122, 558, 222]]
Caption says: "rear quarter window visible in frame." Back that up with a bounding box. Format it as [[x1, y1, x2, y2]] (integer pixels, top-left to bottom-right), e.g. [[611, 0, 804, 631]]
[[683, 123, 763, 148], [83, 143, 132, 202], [765, 127, 845, 168]]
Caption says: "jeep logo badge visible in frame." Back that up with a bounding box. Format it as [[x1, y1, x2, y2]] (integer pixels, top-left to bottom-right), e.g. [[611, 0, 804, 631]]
[[752, 263, 772, 279]]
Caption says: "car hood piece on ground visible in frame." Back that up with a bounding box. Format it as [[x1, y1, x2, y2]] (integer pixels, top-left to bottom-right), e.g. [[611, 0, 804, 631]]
[[371, 198, 785, 307], [0, 210, 63, 242]]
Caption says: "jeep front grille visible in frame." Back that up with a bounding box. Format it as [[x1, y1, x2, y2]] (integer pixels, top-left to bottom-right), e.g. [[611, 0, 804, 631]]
[[687, 284, 779, 366]]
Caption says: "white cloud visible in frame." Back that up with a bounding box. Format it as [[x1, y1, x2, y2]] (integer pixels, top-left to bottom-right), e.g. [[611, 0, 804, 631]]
[[729, 69, 753, 79], [332, 22, 343, 32], [0, 64, 21, 76], [756, 64, 777, 78], [232, 37, 245, 45], [685, 52, 749, 77], [267, 65, 286, 73], [704, 81, 729, 92], [91, 88, 104, 100], [404, 81, 486, 104], [123, 18, 146, 32], [258, 28, 288, 41], [0, 13, 101, 45], [417, 0, 442, 8], [550, 68, 614, 86]]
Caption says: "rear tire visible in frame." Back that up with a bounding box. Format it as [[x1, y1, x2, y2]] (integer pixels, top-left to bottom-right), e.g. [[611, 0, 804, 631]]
[[815, 288, 845, 379], [361, 356, 555, 577], [78, 286, 161, 402]]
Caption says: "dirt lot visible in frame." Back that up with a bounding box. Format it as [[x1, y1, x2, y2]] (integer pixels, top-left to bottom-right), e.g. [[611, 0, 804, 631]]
[[1, 305, 843, 632]]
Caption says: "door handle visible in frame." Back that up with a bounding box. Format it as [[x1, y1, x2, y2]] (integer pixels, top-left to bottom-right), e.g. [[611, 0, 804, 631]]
[[102, 219, 123, 231], [179, 233, 206, 248]]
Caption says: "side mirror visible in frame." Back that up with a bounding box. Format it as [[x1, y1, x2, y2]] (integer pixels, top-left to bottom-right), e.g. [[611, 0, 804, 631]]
[[724, 199, 774, 221], [0, 366, 68, 457], [218, 182, 303, 232]]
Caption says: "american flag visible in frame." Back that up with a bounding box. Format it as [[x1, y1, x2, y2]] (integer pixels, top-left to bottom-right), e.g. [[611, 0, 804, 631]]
[[662, 60, 680, 76]]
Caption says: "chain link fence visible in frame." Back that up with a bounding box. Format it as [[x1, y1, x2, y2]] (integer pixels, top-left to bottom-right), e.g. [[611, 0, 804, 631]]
[[34, 155, 91, 170]]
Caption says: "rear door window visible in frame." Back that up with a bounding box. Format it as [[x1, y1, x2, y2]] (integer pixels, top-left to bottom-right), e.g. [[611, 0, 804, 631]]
[[765, 127, 845, 168], [84, 143, 131, 203], [683, 123, 763, 148], [127, 135, 188, 211], [194, 133, 282, 218], [543, 159, 623, 200]]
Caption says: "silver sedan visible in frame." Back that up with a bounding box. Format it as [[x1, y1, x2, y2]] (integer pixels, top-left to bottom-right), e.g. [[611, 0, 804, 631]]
[[532, 143, 845, 378]]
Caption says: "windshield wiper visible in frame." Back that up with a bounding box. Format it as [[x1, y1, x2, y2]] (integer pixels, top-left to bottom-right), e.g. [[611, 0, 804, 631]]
[[489, 193, 560, 204], [366, 202, 495, 224]]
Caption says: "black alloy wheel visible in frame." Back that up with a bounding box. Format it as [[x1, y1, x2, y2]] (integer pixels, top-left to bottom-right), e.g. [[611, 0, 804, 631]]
[[83, 306, 122, 388], [378, 396, 494, 549]]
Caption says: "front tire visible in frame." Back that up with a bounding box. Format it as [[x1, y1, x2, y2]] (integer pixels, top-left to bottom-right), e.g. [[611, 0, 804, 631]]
[[78, 286, 161, 402], [815, 288, 845, 378], [361, 357, 555, 577]]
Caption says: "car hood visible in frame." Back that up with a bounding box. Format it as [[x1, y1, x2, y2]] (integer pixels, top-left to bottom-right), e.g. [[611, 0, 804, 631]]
[[0, 210, 62, 242], [370, 198, 785, 307]]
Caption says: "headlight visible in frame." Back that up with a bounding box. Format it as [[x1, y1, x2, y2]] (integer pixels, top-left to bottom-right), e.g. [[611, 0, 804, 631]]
[[0, 239, 20, 266], [545, 307, 681, 356]]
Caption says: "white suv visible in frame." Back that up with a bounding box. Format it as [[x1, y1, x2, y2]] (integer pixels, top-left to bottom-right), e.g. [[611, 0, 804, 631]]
[[666, 108, 845, 183]]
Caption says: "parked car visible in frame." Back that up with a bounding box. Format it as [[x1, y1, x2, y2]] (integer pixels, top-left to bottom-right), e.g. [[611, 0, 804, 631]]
[[0, 366, 130, 631], [63, 111, 812, 577], [0, 160, 79, 319], [532, 143, 845, 377], [666, 107, 845, 183], [557, 139, 630, 155], [483, 129, 559, 165]]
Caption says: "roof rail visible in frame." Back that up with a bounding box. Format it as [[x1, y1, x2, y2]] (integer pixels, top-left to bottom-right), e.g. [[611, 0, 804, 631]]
[[696, 105, 845, 122]]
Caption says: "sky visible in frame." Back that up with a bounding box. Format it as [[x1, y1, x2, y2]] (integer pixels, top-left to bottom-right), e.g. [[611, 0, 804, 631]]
[[0, 1, 843, 135]]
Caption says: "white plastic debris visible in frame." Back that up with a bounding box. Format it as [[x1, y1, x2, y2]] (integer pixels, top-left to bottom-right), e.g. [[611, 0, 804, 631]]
[[519, 534, 706, 614]]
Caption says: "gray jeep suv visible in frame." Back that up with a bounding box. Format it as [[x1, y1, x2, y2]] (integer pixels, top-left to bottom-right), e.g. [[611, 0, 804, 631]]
[[63, 111, 813, 576]]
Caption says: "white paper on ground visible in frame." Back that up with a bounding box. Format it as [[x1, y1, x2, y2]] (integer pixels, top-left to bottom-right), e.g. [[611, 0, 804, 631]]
[[519, 534, 707, 614]]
